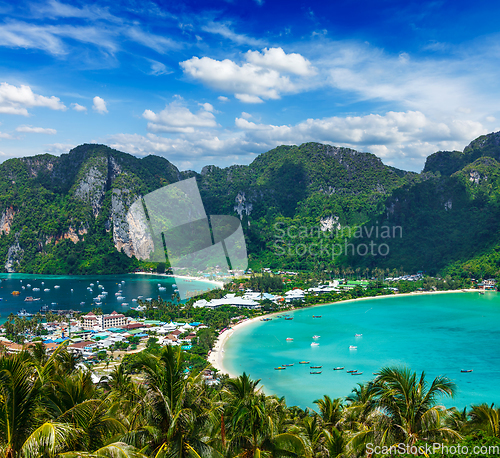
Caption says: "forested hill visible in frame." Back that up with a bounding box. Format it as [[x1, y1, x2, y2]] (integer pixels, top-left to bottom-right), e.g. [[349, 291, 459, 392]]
[[1, 133, 500, 277]]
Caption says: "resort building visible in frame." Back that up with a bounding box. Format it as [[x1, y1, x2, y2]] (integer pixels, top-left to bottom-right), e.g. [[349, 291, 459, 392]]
[[82, 311, 127, 330]]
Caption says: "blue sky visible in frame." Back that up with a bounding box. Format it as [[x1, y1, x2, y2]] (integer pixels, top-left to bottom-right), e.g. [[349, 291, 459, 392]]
[[0, 0, 499, 172]]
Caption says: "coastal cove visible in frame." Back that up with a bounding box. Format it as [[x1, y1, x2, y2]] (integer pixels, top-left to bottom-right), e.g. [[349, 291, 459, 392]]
[[217, 291, 500, 410], [0, 273, 218, 323]]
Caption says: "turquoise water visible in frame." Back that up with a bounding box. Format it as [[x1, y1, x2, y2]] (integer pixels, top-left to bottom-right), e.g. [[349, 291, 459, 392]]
[[0, 273, 210, 322], [224, 292, 500, 410]]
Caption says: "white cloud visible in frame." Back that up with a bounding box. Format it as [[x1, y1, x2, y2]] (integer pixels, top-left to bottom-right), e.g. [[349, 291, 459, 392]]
[[71, 103, 87, 112], [181, 54, 298, 102], [0, 82, 66, 115], [142, 101, 218, 133], [233, 110, 488, 170], [245, 48, 316, 76], [148, 60, 172, 76], [486, 116, 496, 123], [218, 96, 229, 102], [92, 96, 108, 114], [16, 125, 57, 134], [43, 143, 75, 154], [0, 131, 13, 139], [241, 112, 252, 119], [126, 28, 177, 53], [201, 22, 265, 47]]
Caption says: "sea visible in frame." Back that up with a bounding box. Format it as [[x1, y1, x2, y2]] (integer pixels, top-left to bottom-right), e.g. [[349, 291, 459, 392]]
[[0, 273, 211, 323], [223, 291, 500, 410]]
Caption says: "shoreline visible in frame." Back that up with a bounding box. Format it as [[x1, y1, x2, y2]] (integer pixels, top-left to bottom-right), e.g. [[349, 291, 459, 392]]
[[207, 288, 486, 376], [131, 271, 225, 289]]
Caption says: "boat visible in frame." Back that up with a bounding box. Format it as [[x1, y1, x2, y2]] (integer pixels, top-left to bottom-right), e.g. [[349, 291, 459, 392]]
[[80, 302, 85, 306], [333, 367, 345, 370], [355, 333, 363, 337], [351, 372, 363, 375], [299, 361, 310, 364], [32, 288, 40, 291], [310, 371, 322, 374], [17, 309, 32, 317], [313, 315, 322, 318], [54, 285, 60, 289], [274, 367, 286, 370], [313, 335, 320, 339], [349, 345, 357, 349], [12, 291, 20, 295], [310, 365, 322, 369], [282, 363, 294, 367], [44, 288, 50, 292], [346, 370, 357, 373], [117, 296, 125, 300], [311, 342, 320, 346], [24, 296, 38, 302], [284, 317, 293, 320], [286, 338, 294, 341], [479, 291, 485, 295], [461, 369, 473, 373], [40, 304, 49, 312], [261, 318, 272, 321], [121, 303, 129, 306]]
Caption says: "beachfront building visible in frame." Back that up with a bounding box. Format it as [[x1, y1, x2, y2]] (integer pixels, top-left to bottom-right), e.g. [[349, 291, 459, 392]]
[[193, 294, 260, 309], [82, 311, 127, 330], [284, 289, 305, 303]]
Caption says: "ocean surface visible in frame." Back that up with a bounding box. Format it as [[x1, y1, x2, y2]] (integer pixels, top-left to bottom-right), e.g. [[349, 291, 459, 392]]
[[223, 292, 500, 410], [0, 273, 210, 322]]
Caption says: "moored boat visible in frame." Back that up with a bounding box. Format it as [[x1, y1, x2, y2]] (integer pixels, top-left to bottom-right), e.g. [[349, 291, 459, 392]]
[[310, 365, 322, 368], [349, 345, 357, 349], [299, 361, 310, 364], [313, 315, 322, 318], [282, 363, 294, 367], [333, 367, 345, 370], [17, 309, 32, 317], [310, 371, 322, 374], [284, 317, 293, 320], [351, 372, 363, 375], [274, 367, 286, 370], [286, 338, 294, 341], [311, 342, 319, 346], [313, 335, 320, 339], [461, 369, 473, 373], [355, 333, 363, 337], [346, 370, 357, 373]]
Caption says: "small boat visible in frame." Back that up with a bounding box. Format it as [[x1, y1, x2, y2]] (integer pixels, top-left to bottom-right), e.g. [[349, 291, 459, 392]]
[[313, 335, 320, 339], [80, 302, 85, 306], [117, 296, 125, 300], [349, 346, 357, 349], [17, 309, 32, 317], [121, 303, 129, 306], [32, 288, 40, 291], [346, 370, 357, 373], [313, 315, 322, 318], [310, 365, 322, 369], [44, 288, 50, 292], [40, 304, 49, 312], [274, 367, 286, 370], [310, 371, 322, 374], [54, 285, 60, 289], [12, 291, 20, 295], [311, 342, 319, 346], [355, 333, 363, 337], [461, 369, 473, 373], [333, 367, 345, 370], [24, 296, 35, 301], [299, 361, 310, 364], [286, 338, 294, 341], [282, 363, 294, 367], [351, 372, 363, 375], [284, 317, 293, 320]]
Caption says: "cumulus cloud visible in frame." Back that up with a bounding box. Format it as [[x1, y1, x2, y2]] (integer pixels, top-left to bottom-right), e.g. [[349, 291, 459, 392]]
[[71, 102, 87, 112], [181, 50, 306, 102], [245, 47, 315, 76], [16, 125, 57, 134], [43, 143, 75, 154], [142, 101, 218, 133], [0, 82, 66, 115], [218, 96, 229, 102], [92, 96, 108, 113], [0, 131, 13, 139]]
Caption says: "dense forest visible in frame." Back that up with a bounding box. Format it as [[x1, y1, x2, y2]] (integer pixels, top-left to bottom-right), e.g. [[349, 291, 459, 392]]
[[1, 132, 500, 278]]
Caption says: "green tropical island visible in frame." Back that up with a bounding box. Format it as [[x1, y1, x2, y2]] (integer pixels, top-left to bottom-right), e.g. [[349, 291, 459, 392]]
[[2, 132, 500, 457]]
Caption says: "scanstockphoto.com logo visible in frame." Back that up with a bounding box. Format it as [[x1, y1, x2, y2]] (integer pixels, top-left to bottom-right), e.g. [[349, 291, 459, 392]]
[[273, 221, 403, 259], [126, 178, 248, 300]]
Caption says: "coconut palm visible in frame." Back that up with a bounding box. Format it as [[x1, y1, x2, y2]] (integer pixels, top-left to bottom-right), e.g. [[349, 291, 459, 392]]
[[314, 396, 344, 432], [469, 404, 500, 437], [373, 366, 461, 445]]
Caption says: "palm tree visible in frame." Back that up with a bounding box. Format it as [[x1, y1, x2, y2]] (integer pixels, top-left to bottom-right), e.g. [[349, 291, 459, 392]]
[[127, 345, 214, 457], [313, 396, 344, 432], [469, 403, 500, 437], [373, 366, 461, 446]]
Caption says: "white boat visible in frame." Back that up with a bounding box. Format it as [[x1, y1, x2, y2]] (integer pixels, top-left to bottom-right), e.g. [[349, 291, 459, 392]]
[[54, 285, 60, 289], [132, 298, 137, 302], [159, 287, 166, 291], [33, 288, 40, 291], [17, 309, 32, 317], [349, 346, 357, 350], [44, 288, 50, 292], [355, 333, 363, 337], [311, 342, 320, 346], [117, 296, 125, 300], [121, 303, 129, 306], [286, 338, 293, 341], [313, 335, 320, 339]]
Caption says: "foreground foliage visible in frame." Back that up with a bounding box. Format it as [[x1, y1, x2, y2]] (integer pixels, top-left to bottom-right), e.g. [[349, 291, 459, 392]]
[[0, 344, 498, 457]]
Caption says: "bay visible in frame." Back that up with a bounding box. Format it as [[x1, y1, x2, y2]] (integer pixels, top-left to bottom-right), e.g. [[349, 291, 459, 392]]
[[0, 273, 211, 322], [223, 292, 500, 410]]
